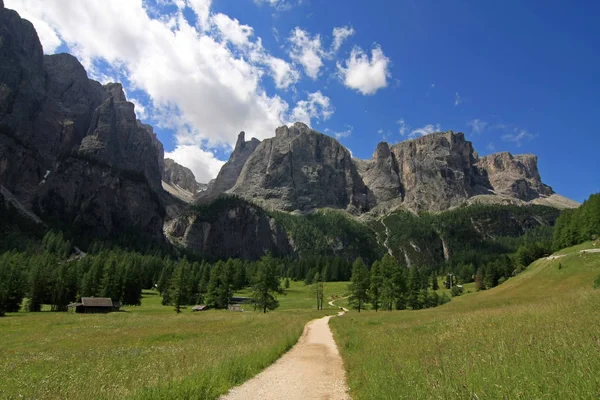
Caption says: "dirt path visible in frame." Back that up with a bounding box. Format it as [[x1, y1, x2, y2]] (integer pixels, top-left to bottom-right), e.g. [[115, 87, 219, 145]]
[[220, 303, 350, 400]]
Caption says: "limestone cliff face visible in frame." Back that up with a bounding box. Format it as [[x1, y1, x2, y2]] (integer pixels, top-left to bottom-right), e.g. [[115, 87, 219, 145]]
[[0, 4, 165, 241], [162, 158, 198, 193], [165, 200, 292, 261], [355, 142, 403, 204], [387, 131, 490, 211], [207, 126, 565, 214], [229, 122, 370, 212], [197, 131, 260, 201], [476, 152, 553, 200]]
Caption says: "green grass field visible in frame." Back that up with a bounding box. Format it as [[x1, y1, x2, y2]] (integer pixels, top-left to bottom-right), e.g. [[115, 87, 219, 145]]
[[330, 243, 600, 399], [0, 281, 346, 399]]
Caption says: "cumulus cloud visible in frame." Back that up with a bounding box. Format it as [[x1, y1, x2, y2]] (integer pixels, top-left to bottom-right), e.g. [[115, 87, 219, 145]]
[[7, 0, 328, 179], [337, 45, 390, 95], [467, 119, 487, 134], [410, 123, 441, 137], [288, 27, 324, 79], [331, 26, 354, 53], [290, 91, 334, 126], [165, 145, 225, 183]]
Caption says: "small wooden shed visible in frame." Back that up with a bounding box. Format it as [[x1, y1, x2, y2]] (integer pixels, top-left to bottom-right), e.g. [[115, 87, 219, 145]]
[[68, 297, 120, 313]]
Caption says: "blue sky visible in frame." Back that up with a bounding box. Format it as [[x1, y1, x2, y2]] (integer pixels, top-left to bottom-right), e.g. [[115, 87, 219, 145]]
[[8, 0, 599, 202]]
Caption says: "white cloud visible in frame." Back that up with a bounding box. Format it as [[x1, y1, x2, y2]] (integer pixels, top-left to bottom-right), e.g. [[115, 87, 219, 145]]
[[254, 0, 294, 12], [290, 91, 334, 126], [337, 45, 390, 95], [467, 119, 487, 134], [431, 83, 435, 88], [487, 143, 496, 152], [266, 57, 301, 89], [454, 92, 462, 106], [6, 0, 331, 179], [325, 125, 354, 140], [212, 13, 254, 47], [7, 0, 289, 143], [397, 119, 409, 136], [130, 98, 148, 120], [288, 27, 324, 79], [165, 145, 225, 183], [410, 123, 441, 138], [331, 26, 354, 53], [377, 128, 384, 134], [187, 0, 212, 30], [501, 129, 535, 146]]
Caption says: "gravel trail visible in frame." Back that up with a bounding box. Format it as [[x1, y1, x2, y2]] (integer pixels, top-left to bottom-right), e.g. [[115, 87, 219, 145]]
[[220, 306, 349, 400]]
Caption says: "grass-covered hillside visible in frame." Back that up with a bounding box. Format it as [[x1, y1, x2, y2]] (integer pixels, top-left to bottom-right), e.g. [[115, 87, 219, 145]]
[[0, 281, 348, 400], [330, 241, 600, 399]]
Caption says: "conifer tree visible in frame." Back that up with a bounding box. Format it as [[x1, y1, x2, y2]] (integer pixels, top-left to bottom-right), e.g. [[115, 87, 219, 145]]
[[251, 253, 284, 313], [348, 258, 370, 312], [370, 260, 383, 312]]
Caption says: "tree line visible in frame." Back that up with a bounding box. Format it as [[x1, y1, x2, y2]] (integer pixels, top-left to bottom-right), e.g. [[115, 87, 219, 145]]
[[553, 193, 600, 249], [348, 255, 451, 312]]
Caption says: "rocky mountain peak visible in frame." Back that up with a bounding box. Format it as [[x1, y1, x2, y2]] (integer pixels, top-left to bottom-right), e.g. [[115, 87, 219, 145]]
[[228, 124, 370, 212], [162, 158, 198, 195], [477, 152, 553, 200], [104, 82, 127, 101]]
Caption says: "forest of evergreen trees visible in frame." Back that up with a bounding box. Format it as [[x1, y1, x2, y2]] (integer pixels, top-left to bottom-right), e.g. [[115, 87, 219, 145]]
[[2, 193, 597, 316], [553, 193, 600, 249]]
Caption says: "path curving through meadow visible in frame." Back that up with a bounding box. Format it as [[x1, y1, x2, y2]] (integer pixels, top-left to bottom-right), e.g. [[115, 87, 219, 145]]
[[220, 300, 350, 400]]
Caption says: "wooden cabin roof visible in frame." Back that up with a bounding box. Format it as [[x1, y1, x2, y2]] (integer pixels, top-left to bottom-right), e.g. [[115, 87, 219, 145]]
[[81, 297, 114, 307]]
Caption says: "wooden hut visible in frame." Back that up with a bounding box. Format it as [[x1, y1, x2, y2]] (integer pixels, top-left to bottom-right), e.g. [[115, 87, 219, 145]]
[[68, 297, 120, 313]]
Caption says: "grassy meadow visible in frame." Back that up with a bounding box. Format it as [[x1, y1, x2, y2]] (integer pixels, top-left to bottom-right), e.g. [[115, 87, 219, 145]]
[[0, 281, 347, 400], [331, 242, 600, 399]]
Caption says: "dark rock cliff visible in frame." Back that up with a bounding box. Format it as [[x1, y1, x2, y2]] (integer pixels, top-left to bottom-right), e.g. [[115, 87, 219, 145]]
[[0, 4, 165, 241]]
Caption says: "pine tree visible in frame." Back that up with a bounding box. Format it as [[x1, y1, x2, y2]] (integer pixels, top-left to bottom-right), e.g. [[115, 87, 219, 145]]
[[370, 260, 383, 312], [28, 256, 51, 312], [431, 273, 439, 290], [392, 265, 408, 310], [348, 258, 370, 312], [169, 259, 191, 313], [101, 256, 123, 302], [407, 266, 422, 310], [475, 267, 485, 291], [50, 263, 77, 311], [251, 253, 284, 313], [284, 277, 290, 289]]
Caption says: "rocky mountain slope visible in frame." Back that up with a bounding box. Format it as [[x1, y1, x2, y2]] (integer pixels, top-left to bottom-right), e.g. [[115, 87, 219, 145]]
[[197, 123, 575, 214], [162, 158, 198, 194], [0, 3, 165, 241], [0, 2, 579, 264]]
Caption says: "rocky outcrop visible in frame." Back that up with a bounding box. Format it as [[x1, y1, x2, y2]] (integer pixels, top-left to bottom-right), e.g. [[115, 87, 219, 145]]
[[355, 142, 403, 204], [387, 131, 491, 212], [202, 124, 569, 214], [162, 158, 198, 193], [197, 131, 260, 201], [165, 199, 292, 261], [0, 4, 165, 241], [229, 122, 370, 212], [476, 152, 553, 201]]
